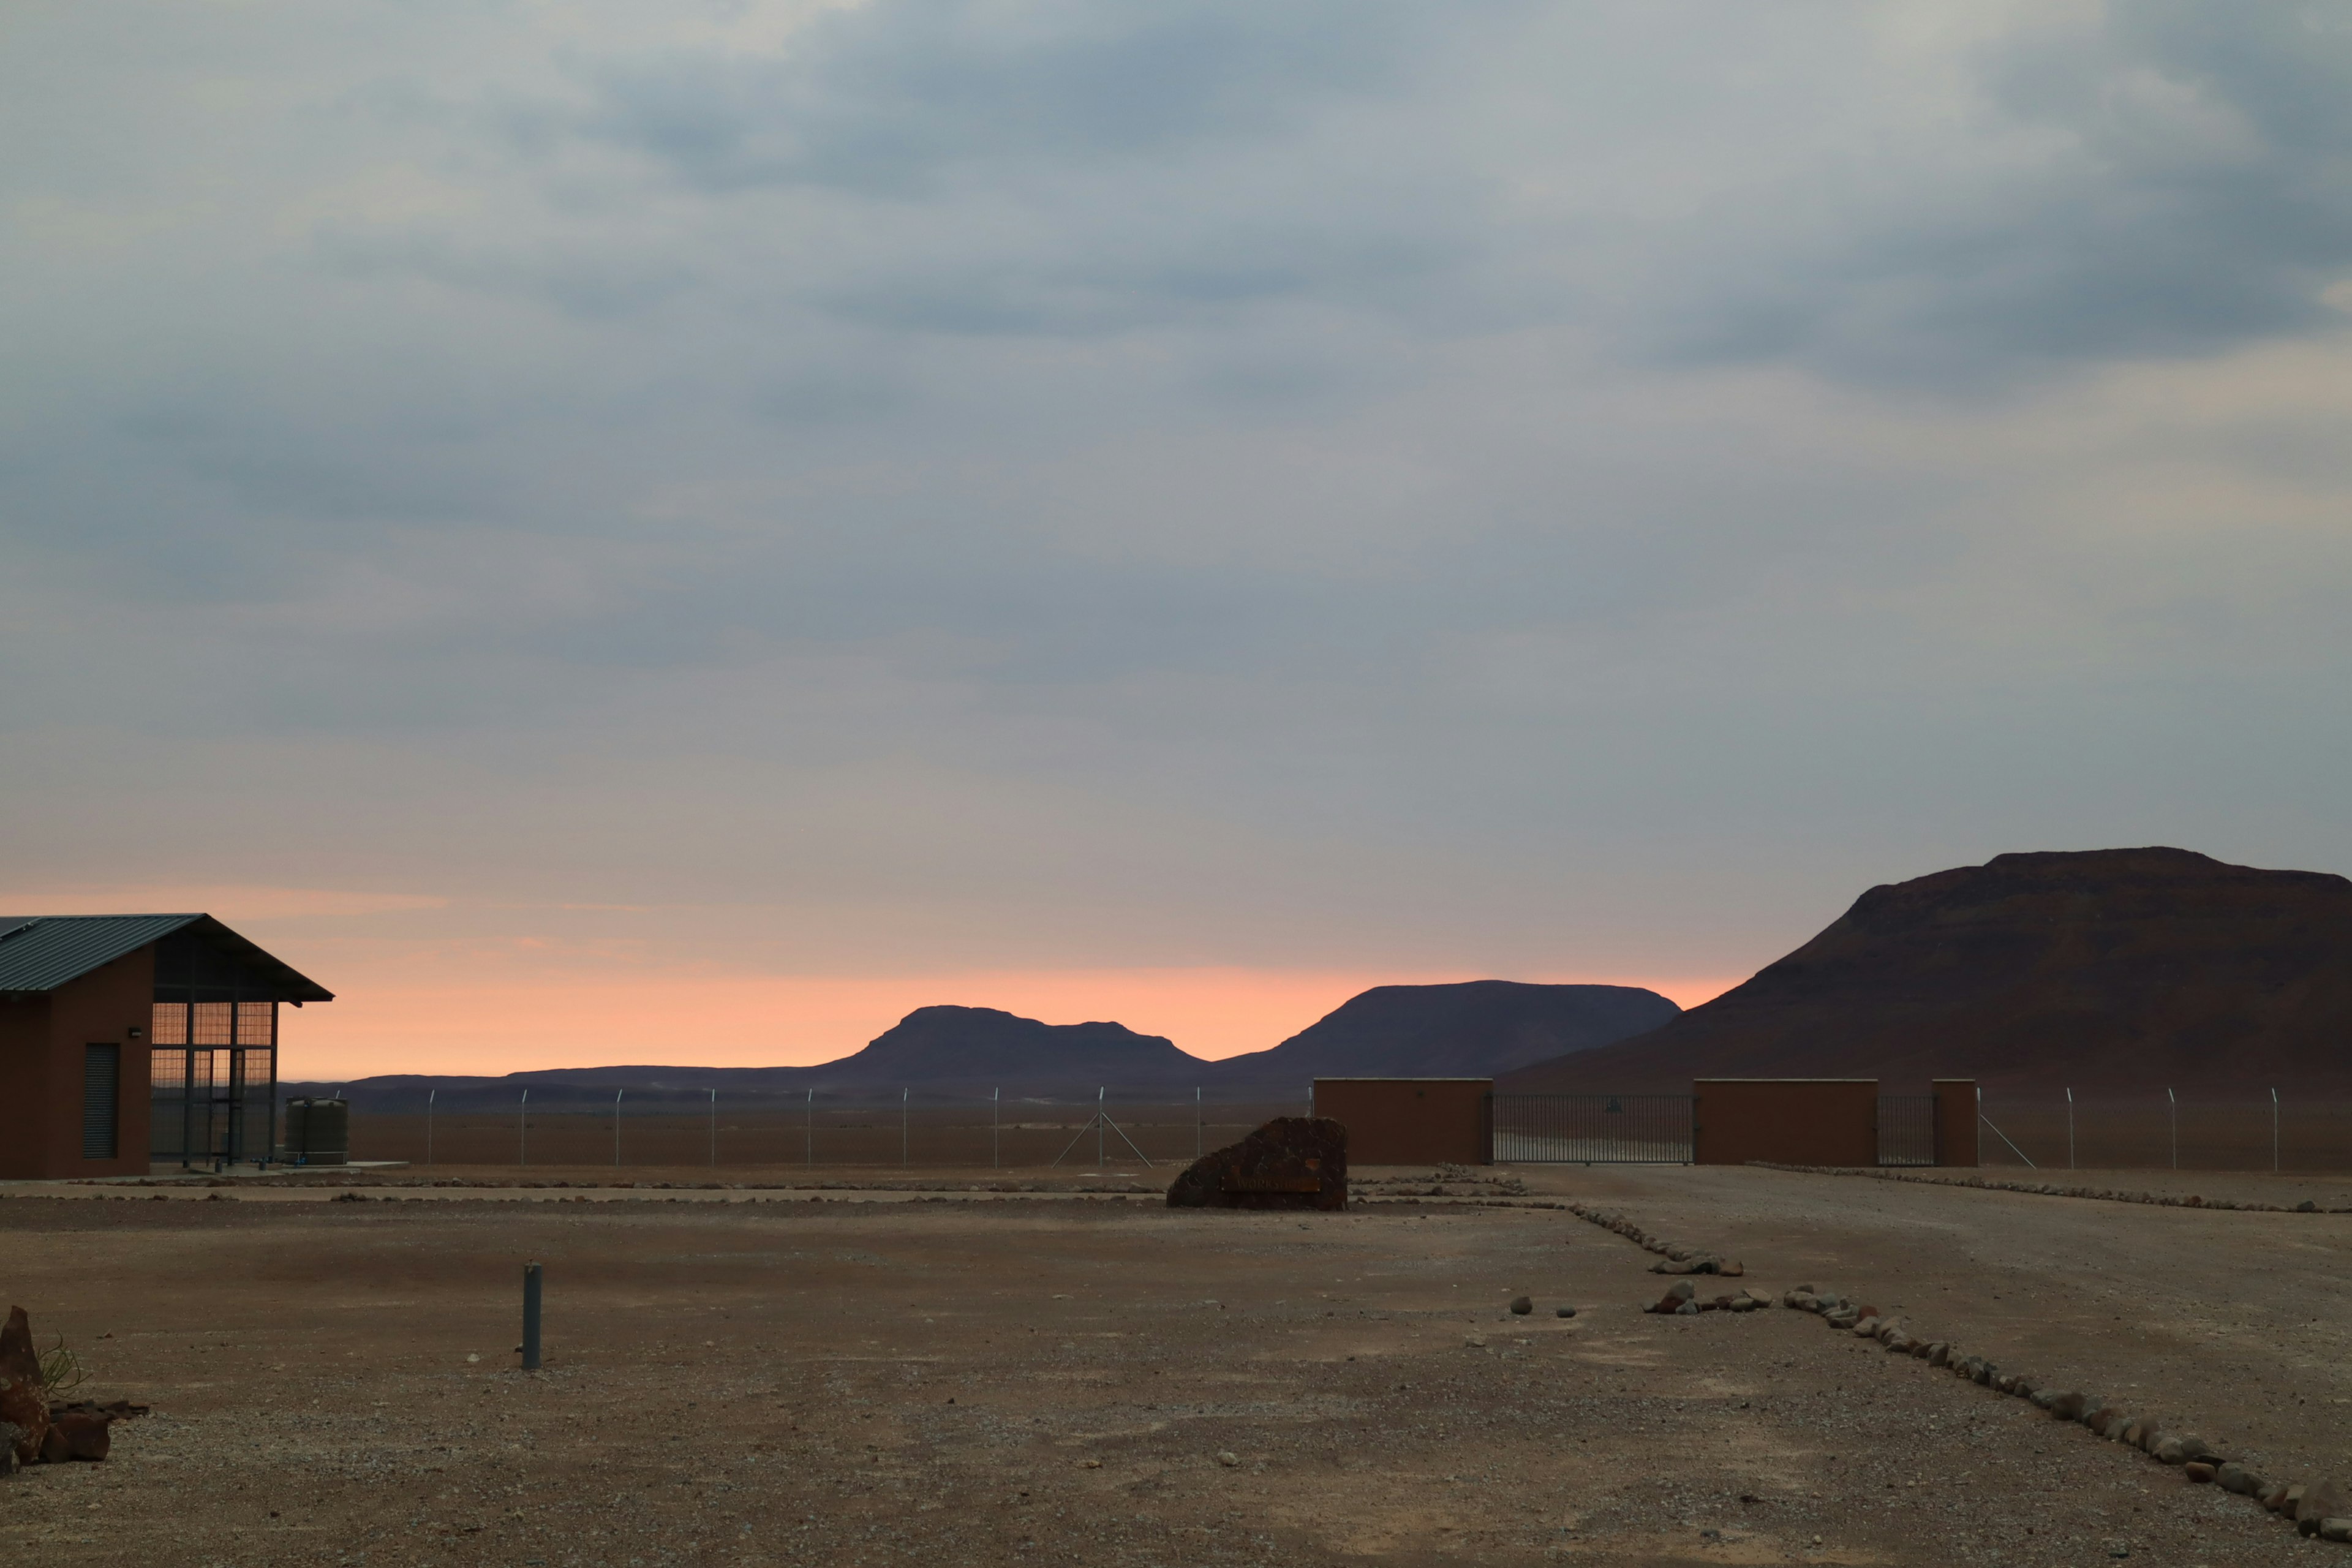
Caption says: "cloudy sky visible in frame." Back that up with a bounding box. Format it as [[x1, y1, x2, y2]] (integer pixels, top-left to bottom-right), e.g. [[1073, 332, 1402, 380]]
[[6, 0, 2350, 1077]]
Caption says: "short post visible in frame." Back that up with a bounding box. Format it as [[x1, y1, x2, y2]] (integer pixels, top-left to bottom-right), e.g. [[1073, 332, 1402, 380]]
[[614, 1089, 624, 1166], [804, 1088, 813, 1166], [426, 1088, 435, 1169], [2065, 1087, 2074, 1170], [521, 1262, 543, 1371], [709, 1087, 717, 1168], [992, 1087, 1000, 1170], [2167, 1086, 2177, 1170], [901, 1087, 910, 1168], [1096, 1087, 1105, 1167], [519, 1088, 529, 1167], [2272, 1087, 2281, 1173], [1195, 1086, 1202, 1159]]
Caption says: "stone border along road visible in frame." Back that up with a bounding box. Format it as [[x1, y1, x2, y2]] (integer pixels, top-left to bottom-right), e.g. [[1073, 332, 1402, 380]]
[[1570, 1197, 2352, 1546], [1749, 1161, 2348, 1213]]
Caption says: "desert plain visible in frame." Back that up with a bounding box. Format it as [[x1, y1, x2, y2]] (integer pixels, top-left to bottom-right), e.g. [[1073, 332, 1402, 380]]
[[4, 1161, 2351, 1567]]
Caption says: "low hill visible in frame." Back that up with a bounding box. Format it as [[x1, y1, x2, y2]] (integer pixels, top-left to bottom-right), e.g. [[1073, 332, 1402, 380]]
[[1209, 980, 1678, 1085], [1499, 848, 2352, 1094], [288, 981, 1683, 1111]]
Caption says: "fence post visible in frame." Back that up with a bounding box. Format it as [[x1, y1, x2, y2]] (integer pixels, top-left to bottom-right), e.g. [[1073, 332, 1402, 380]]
[[992, 1087, 1000, 1170], [709, 1087, 717, 1168], [521, 1262, 543, 1371], [2167, 1087, 2177, 1170], [1096, 1087, 1105, 1167], [804, 1088, 813, 1167], [1195, 1087, 1201, 1159], [614, 1089, 624, 1167], [519, 1088, 529, 1167], [901, 1087, 909, 1169], [2065, 1087, 2074, 1170], [426, 1088, 435, 1169], [2272, 1087, 2280, 1173]]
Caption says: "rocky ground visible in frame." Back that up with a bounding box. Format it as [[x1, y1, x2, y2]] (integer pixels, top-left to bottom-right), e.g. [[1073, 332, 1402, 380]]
[[0, 1161, 2345, 1566]]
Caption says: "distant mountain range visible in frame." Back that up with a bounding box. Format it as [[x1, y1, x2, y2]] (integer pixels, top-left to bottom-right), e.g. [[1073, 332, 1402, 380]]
[[284, 980, 1679, 1111], [1499, 847, 2352, 1094]]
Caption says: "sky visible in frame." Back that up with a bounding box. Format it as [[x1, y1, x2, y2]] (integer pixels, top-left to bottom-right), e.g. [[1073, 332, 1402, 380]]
[[6, 0, 2351, 1079]]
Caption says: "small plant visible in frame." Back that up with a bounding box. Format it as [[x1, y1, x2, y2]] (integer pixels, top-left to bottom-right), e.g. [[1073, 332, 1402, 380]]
[[37, 1336, 86, 1396]]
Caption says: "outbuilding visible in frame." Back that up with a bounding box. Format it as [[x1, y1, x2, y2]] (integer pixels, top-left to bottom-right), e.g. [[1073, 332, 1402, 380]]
[[0, 914, 333, 1179]]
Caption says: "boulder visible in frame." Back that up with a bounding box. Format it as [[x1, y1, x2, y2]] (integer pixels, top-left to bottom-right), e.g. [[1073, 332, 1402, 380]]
[[37, 1413, 110, 1463], [2216, 1463, 2264, 1497], [2047, 1391, 2090, 1422], [2155, 1434, 2214, 1467], [1166, 1118, 1347, 1211], [1925, 1343, 1950, 1368], [1509, 1297, 1533, 1316], [0, 1308, 46, 1469], [2184, 1461, 2217, 1485], [2296, 1479, 2350, 1528]]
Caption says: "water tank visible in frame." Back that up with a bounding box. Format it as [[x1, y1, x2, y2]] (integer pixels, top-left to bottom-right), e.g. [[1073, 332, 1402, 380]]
[[279, 1098, 350, 1166]]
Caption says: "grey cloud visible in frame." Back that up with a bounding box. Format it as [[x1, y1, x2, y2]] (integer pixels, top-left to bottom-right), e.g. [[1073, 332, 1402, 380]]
[[578, 0, 1449, 195], [1664, 0, 2352, 385]]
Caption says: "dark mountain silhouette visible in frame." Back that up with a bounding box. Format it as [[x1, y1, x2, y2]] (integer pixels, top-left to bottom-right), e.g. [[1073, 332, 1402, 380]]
[[1208, 980, 1678, 1084], [1499, 848, 2352, 1094], [288, 981, 1682, 1112]]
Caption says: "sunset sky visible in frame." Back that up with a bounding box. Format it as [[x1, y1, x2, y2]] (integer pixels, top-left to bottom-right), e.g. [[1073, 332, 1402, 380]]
[[6, 2, 2350, 1080]]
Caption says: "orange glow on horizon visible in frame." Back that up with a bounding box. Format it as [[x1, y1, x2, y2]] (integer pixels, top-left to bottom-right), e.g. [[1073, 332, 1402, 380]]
[[277, 965, 1744, 1082]]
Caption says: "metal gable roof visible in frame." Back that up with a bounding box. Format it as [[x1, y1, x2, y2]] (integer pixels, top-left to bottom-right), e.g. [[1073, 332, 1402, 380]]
[[0, 914, 334, 1001]]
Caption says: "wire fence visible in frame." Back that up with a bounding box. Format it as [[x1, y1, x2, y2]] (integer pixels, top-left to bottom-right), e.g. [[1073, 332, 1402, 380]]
[[338, 1093, 1316, 1170], [1976, 1090, 2352, 1172]]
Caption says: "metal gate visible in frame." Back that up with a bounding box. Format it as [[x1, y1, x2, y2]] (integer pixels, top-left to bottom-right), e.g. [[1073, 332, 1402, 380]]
[[1488, 1093, 1695, 1164], [1877, 1095, 1936, 1166]]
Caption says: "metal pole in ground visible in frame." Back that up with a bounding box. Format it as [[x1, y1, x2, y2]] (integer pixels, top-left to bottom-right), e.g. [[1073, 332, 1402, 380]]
[[1097, 1087, 1105, 1167], [1195, 1087, 1201, 1159], [614, 1090, 624, 1166], [521, 1262, 543, 1371], [902, 1088, 909, 1169], [2168, 1087, 2177, 1170], [520, 1088, 529, 1167], [2272, 1087, 2280, 1173], [427, 1088, 435, 1169], [710, 1088, 717, 1167], [992, 1087, 1000, 1170], [804, 1088, 813, 1166], [2065, 1087, 2074, 1170]]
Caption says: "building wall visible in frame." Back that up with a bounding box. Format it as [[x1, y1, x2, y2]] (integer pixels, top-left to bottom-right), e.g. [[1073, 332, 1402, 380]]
[[0, 994, 53, 1180], [1694, 1079, 1879, 1167], [0, 949, 154, 1180], [1314, 1078, 1491, 1166], [1932, 1079, 1980, 1167]]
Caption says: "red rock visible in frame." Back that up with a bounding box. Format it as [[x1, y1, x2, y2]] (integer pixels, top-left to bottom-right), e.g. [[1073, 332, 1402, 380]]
[[0, 1308, 47, 1469], [1165, 1118, 1347, 1211], [38, 1413, 111, 1463]]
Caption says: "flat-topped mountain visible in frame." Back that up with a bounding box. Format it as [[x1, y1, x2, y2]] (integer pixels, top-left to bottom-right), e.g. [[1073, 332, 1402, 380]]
[[1500, 848, 2352, 1093], [1210, 980, 1678, 1083]]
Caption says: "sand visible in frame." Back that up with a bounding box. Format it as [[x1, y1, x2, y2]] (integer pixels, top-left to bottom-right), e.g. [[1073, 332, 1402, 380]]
[[2, 1162, 2346, 1566]]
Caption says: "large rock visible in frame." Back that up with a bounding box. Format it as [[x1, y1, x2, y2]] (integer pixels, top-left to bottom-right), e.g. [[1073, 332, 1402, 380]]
[[2297, 1479, 2351, 1529], [1166, 1118, 1347, 1211], [0, 1308, 47, 1469], [37, 1413, 110, 1463]]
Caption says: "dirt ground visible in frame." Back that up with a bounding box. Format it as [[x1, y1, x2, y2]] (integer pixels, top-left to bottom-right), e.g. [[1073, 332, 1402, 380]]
[[2, 1162, 2348, 1567]]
